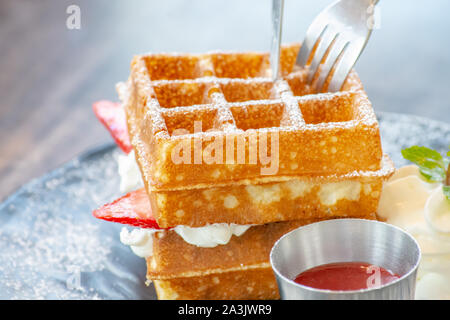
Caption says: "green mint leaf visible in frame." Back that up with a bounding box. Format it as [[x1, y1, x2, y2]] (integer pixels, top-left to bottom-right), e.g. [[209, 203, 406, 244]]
[[443, 186, 450, 202], [401, 146, 443, 165], [402, 146, 446, 182]]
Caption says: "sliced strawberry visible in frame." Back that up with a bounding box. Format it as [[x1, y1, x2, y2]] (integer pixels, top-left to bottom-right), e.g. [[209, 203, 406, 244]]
[[93, 188, 167, 230], [93, 100, 132, 154]]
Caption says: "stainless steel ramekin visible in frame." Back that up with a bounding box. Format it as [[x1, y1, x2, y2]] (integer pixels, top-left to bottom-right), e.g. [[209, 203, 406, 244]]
[[270, 219, 421, 300]]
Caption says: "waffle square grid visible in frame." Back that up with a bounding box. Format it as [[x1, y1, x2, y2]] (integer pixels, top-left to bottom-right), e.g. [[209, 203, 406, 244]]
[[120, 43, 382, 191]]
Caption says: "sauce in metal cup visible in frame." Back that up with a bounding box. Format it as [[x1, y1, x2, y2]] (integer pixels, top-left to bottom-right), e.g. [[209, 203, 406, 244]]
[[270, 219, 421, 300]]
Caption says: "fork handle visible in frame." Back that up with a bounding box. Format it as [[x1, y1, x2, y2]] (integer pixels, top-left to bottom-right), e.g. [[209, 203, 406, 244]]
[[270, 0, 284, 80]]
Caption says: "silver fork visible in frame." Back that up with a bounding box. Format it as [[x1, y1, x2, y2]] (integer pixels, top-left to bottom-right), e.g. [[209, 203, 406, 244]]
[[296, 0, 380, 92], [270, 0, 284, 80]]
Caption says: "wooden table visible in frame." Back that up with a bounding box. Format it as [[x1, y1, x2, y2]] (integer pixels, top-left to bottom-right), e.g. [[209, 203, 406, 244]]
[[1, 0, 449, 200]]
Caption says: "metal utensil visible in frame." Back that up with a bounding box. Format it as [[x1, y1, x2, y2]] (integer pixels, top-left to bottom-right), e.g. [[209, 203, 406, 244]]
[[296, 0, 380, 92], [270, 0, 284, 80], [270, 219, 421, 300]]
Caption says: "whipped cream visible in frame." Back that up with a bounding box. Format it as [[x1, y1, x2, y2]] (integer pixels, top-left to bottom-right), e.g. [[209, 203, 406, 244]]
[[378, 165, 450, 299], [120, 223, 252, 258], [120, 227, 157, 258], [173, 223, 251, 248], [117, 151, 144, 193]]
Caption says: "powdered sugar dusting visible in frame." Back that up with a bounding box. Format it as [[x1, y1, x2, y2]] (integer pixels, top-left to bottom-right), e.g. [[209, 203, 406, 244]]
[[0, 145, 154, 300], [127, 43, 371, 141], [0, 215, 108, 299]]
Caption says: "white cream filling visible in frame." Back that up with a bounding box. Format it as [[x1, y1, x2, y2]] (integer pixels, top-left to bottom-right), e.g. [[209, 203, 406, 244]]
[[120, 227, 157, 258], [173, 223, 252, 248], [378, 165, 450, 300], [117, 150, 144, 193], [119, 223, 252, 258]]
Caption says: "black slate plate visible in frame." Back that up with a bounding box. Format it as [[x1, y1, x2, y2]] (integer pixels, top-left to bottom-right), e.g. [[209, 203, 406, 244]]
[[0, 112, 449, 299]]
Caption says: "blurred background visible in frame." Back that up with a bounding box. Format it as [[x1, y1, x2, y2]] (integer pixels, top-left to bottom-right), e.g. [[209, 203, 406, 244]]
[[1, 0, 449, 200]]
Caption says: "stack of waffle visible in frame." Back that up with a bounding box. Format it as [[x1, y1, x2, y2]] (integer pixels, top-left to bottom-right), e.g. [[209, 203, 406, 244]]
[[94, 43, 394, 299]]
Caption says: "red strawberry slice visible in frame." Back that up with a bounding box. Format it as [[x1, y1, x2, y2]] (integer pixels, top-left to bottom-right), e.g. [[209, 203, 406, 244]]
[[93, 100, 132, 154], [93, 188, 167, 230]]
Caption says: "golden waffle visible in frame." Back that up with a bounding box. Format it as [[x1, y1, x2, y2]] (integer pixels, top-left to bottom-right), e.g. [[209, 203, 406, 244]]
[[119, 43, 382, 191], [148, 215, 376, 300], [148, 155, 393, 228], [153, 267, 279, 300]]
